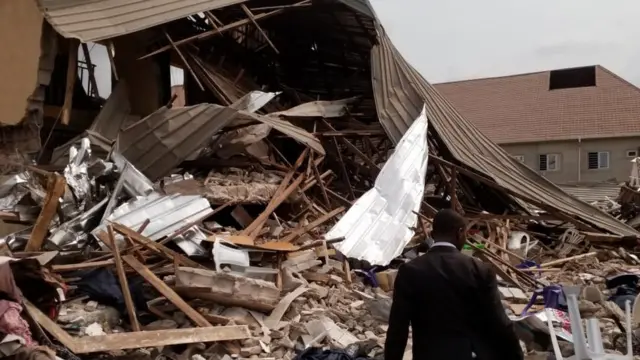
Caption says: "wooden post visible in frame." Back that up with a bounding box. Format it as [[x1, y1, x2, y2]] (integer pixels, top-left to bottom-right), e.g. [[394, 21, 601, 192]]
[[61, 39, 79, 125], [25, 174, 66, 251], [107, 226, 140, 331]]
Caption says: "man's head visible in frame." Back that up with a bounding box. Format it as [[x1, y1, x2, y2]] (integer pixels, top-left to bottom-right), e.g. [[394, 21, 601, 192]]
[[431, 209, 467, 249]]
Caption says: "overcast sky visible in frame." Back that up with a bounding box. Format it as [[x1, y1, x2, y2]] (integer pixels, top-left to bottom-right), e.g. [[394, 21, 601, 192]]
[[369, 0, 640, 85], [82, 0, 640, 97]]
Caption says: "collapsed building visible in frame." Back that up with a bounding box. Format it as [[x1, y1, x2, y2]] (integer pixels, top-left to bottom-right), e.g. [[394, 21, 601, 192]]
[[0, 0, 639, 359]]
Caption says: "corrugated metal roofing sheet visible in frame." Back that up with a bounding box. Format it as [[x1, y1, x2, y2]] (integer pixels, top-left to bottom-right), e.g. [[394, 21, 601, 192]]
[[116, 103, 324, 180], [370, 25, 638, 236], [116, 104, 239, 181], [36, 0, 247, 42], [89, 80, 140, 141], [336, 0, 376, 18], [558, 184, 622, 205]]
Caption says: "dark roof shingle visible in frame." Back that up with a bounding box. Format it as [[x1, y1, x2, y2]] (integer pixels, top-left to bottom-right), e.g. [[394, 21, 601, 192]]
[[433, 66, 640, 144]]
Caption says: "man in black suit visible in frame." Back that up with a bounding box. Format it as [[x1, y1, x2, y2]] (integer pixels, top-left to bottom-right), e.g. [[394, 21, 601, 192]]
[[384, 209, 523, 360]]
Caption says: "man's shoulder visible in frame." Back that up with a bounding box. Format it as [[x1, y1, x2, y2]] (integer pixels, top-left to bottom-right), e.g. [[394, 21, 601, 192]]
[[406, 250, 489, 272]]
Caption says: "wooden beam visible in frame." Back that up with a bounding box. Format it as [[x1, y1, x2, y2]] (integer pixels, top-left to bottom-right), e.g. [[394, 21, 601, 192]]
[[107, 226, 140, 331], [163, 30, 204, 91], [241, 4, 279, 54], [110, 223, 205, 269], [122, 255, 212, 327], [25, 300, 249, 354], [25, 174, 66, 251], [247, 174, 305, 239], [61, 39, 79, 125], [107, 41, 119, 80], [311, 157, 331, 208], [331, 137, 356, 199], [51, 259, 114, 272], [139, 1, 310, 60], [241, 149, 308, 236], [280, 206, 345, 243]]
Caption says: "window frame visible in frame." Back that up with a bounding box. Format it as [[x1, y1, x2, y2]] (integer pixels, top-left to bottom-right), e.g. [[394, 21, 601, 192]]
[[627, 150, 638, 158], [587, 151, 610, 170], [539, 153, 560, 172]]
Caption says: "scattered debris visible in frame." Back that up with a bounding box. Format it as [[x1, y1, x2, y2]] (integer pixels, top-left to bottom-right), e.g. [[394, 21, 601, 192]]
[[0, 1, 640, 359]]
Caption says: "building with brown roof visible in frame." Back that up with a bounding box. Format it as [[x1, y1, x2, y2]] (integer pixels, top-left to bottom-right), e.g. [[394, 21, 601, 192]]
[[434, 65, 640, 184]]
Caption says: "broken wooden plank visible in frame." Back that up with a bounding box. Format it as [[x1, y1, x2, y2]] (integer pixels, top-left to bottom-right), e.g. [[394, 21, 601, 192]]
[[107, 226, 140, 331], [246, 173, 306, 239], [51, 259, 114, 272], [139, 1, 311, 59], [26, 299, 250, 354], [541, 252, 598, 268], [163, 30, 204, 91], [26, 174, 66, 252], [241, 4, 279, 54], [111, 222, 205, 269], [122, 255, 212, 327], [242, 149, 308, 236], [280, 206, 345, 243]]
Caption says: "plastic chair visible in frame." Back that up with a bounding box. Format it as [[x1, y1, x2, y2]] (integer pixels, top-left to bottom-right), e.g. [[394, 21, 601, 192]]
[[212, 239, 250, 272], [546, 286, 634, 359], [520, 285, 565, 316]]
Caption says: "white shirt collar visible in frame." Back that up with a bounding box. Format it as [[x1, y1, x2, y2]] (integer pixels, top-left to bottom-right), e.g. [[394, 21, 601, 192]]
[[431, 242, 457, 249]]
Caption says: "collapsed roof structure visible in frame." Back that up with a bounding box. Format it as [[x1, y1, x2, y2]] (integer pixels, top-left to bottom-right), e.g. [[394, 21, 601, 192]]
[[0, 0, 636, 238]]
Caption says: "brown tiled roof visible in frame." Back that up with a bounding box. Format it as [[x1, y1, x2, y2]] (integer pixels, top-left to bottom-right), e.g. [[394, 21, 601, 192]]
[[433, 66, 640, 144]]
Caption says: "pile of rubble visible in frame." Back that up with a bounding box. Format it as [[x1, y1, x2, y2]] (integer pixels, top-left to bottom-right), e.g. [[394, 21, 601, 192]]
[[1, 0, 640, 360]]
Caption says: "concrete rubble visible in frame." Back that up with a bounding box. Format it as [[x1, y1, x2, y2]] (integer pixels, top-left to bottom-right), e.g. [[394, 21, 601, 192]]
[[1, 1, 640, 360]]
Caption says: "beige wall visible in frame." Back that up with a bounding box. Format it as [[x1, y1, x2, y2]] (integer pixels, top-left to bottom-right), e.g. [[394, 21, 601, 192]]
[[502, 137, 640, 184], [0, 0, 43, 126]]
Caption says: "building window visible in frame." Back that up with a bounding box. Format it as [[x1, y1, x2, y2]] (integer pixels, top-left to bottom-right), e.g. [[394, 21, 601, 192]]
[[539, 154, 559, 171], [627, 150, 638, 158], [513, 155, 525, 163], [587, 151, 609, 169], [549, 66, 596, 90]]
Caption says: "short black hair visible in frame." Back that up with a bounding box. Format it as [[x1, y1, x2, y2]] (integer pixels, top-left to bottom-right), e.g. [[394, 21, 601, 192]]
[[431, 209, 466, 237]]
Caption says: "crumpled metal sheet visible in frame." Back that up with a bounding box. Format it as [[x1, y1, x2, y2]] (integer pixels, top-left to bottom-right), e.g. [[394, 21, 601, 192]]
[[110, 152, 155, 198], [0, 173, 29, 211], [269, 97, 357, 118], [173, 226, 208, 257], [48, 197, 109, 250], [37, 0, 248, 42], [370, 26, 637, 236], [328, 106, 429, 266], [117, 103, 325, 180], [230, 91, 280, 113], [0, 227, 32, 251], [91, 193, 213, 249], [63, 138, 92, 211], [214, 91, 279, 159], [116, 104, 240, 181]]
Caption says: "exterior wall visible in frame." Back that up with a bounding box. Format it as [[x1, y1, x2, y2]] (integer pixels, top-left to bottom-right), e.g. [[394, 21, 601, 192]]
[[0, 0, 43, 126], [502, 137, 640, 184]]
